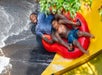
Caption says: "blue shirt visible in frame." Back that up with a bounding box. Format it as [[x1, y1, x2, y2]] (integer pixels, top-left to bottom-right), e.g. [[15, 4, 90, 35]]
[[35, 13, 54, 37]]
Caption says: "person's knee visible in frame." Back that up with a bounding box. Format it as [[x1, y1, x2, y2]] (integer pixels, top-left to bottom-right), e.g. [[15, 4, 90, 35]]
[[77, 31, 83, 36], [73, 40, 79, 46], [52, 35, 58, 42]]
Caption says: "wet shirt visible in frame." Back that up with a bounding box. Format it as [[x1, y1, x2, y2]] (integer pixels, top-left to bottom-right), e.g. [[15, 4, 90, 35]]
[[35, 13, 54, 37]]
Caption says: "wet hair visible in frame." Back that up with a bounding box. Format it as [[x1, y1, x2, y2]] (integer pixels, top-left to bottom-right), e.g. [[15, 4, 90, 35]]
[[30, 12, 38, 17]]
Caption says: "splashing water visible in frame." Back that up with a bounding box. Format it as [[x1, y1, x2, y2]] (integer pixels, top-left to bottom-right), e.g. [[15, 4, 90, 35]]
[[0, 0, 39, 74]]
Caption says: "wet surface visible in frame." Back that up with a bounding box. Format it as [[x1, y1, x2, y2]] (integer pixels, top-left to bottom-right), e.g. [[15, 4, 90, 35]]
[[0, 0, 55, 75]]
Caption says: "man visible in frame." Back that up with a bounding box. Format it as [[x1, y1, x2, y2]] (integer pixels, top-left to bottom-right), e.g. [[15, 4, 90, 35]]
[[30, 12, 54, 46]]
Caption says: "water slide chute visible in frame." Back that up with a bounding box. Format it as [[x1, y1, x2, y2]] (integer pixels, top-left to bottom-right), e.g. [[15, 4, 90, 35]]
[[41, 0, 102, 75]]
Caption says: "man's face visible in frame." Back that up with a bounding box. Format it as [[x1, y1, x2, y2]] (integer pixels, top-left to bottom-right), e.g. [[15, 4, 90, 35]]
[[30, 14, 37, 24], [52, 20, 59, 30]]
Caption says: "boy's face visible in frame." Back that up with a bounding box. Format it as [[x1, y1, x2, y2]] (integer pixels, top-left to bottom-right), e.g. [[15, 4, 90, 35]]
[[30, 14, 37, 24], [52, 20, 59, 30]]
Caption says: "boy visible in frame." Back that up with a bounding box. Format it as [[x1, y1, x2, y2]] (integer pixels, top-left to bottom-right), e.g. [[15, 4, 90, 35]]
[[50, 19, 94, 54]]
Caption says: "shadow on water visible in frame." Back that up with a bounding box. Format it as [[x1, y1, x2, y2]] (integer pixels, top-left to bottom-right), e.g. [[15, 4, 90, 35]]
[[27, 25, 55, 75]]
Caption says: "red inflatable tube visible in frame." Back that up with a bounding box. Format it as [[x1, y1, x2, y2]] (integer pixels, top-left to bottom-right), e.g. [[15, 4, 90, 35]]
[[42, 13, 90, 59]]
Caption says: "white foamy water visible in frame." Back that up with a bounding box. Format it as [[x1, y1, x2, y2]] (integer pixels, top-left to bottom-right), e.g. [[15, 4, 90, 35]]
[[0, 49, 11, 74], [0, 56, 11, 74], [0, 0, 39, 74]]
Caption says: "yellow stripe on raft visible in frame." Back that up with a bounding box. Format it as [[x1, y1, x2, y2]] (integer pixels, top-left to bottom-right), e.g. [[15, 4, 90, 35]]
[[41, 0, 102, 75]]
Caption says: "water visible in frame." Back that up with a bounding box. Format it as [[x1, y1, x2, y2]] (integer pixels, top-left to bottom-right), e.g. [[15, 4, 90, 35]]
[[0, 0, 54, 75], [0, 0, 38, 47]]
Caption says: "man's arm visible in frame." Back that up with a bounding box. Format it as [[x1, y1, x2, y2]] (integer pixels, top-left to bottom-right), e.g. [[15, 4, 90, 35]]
[[42, 35, 54, 44], [55, 14, 79, 27], [59, 19, 75, 26], [55, 14, 66, 20], [36, 28, 43, 37], [36, 30, 54, 44]]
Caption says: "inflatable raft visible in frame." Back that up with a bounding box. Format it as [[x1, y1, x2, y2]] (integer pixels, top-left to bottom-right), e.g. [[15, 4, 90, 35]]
[[42, 13, 90, 59]]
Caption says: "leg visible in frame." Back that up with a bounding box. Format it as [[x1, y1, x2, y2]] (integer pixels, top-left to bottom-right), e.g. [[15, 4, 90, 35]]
[[77, 30, 95, 38], [52, 32, 73, 51], [73, 40, 89, 55]]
